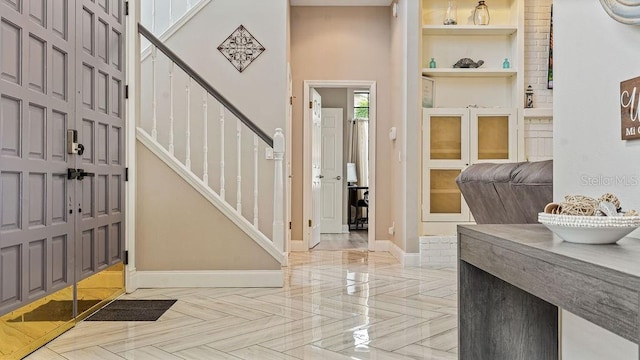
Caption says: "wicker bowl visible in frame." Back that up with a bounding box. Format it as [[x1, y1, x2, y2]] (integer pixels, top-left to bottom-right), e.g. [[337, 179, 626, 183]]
[[538, 213, 640, 244]]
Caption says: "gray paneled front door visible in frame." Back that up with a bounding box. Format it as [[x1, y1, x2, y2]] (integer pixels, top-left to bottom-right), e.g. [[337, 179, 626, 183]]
[[74, 0, 125, 282], [0, 0, 125, 316]]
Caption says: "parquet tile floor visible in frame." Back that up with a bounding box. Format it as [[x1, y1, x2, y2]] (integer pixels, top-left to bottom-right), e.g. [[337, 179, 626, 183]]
[[25, 251, 458, 359]]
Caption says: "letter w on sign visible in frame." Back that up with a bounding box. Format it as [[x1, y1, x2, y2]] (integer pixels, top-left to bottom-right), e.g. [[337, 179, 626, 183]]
[[621, 76, 640, 140]]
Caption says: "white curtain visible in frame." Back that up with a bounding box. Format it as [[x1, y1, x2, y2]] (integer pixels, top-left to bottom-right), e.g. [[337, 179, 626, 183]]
[[348, 118, 369, 195]]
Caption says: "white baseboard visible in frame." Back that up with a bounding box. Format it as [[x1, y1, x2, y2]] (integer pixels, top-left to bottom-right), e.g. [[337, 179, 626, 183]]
[[342, 225, 349, 233], [383, 240, 421, 267], [132, 270, 284, 288]]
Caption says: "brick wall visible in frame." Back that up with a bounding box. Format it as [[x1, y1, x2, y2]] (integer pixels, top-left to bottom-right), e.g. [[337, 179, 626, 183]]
[[525, 0, 553, 108], [525, 118, 553, 161]]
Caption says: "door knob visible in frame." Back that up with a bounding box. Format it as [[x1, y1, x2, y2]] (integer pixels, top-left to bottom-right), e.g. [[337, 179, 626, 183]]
[[336, 176, 342, 180], [318, 175, 325, 179]]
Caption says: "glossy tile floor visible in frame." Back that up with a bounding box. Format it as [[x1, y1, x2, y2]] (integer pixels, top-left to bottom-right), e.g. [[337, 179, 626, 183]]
[[25, 251, 458, 360], [314, 230, 368, 250]]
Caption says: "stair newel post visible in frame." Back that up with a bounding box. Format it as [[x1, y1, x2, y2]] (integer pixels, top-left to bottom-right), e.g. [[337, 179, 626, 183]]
[[185, 78, 191, 170], [168, 62, 175, 155], [236, 120, 242, 213], [203, 93, 209, 186], [272, 128, 285, 253], [151, 46, 157, 140], [219, 106, 226, 201], [253, 134, 259, 227]]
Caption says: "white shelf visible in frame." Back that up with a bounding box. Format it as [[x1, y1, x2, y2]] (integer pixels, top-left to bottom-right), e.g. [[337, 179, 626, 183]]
[[422, 68, 517, 78], [422, 25, 518, 36]]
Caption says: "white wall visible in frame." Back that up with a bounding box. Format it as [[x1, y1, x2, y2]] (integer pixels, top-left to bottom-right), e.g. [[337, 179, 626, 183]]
[[554, 1, 640, 358]]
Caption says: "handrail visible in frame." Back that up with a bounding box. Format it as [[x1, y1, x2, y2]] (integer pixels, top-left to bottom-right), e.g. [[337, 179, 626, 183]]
[[138, 23, 274, 148]]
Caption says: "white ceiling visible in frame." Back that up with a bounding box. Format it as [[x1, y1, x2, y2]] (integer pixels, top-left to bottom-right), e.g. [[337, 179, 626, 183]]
[[290, 0, 393, 6]]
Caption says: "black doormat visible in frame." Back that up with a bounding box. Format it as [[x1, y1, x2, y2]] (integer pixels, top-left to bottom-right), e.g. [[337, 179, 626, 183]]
[[85, 299, 177, 321], [7, 300, 101, 322]]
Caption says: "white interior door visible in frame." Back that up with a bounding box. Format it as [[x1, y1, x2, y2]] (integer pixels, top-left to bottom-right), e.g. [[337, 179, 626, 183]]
[[310, 89, 322, 248], [320, 108, 344, 233]]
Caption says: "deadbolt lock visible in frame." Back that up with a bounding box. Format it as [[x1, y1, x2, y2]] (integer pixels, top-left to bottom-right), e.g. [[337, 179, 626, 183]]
[[67, 129, 85, 155]]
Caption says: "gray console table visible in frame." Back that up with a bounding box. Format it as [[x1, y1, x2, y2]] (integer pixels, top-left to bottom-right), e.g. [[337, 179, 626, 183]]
[[458, 224, 640, 360]]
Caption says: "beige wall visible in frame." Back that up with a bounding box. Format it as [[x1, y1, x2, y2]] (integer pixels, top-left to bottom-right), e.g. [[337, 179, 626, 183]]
[[136, 143, 281, 271], [290, 6, 393, 242]]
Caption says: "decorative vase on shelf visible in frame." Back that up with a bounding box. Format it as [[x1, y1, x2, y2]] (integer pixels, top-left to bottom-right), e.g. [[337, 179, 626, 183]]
[[429, 58, 437, 68], [473, 1, 490, 25], [444, 0, 458, 25], [502, 58, 510, 69]]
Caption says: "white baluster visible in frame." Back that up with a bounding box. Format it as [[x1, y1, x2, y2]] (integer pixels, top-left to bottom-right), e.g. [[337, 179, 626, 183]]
[[185, 79, 191, 170], [272, 129, 285, 253], [187, 0, 193, 9], [169, 0, 173, 25], [236, 120, 242, 213], [253, 134, 259, 227], [219, 106, 226, 201], [202, 93, 209, 186], [151, 0, 156, 33], [168, 62, 175, 155], [151, 46, 157, 140]]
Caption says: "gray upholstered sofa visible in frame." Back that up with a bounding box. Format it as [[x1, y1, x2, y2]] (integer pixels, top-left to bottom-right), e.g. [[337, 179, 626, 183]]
[[455, 160, 553, 224]]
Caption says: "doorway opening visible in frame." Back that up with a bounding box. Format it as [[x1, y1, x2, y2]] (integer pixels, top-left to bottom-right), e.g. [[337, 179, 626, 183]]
[[302, 81, 377, 252]]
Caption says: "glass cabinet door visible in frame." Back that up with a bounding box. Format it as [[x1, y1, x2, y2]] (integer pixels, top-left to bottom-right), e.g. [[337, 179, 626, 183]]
[[470, 108, 517, 163], [422, 109, 470, 222]]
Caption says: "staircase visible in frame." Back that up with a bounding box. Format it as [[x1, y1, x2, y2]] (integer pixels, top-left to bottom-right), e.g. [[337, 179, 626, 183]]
[[132, 21, 286, 287]]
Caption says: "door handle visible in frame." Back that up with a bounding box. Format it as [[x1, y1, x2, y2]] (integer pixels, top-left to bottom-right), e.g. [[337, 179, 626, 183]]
[[336, 176, 342, 180], [67, 168, 95, 180], [318, 175, 324, 179]]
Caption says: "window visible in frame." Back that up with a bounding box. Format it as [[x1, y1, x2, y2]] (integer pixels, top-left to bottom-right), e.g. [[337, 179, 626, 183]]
[[354, 91, 370, 120]]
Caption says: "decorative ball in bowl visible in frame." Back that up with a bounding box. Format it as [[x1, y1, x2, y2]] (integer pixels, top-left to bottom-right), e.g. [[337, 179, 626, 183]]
[[538, 213, 640, 244]]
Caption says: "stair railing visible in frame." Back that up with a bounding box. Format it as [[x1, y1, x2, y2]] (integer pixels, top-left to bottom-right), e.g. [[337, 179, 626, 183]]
[[138, 23, 284, 254]]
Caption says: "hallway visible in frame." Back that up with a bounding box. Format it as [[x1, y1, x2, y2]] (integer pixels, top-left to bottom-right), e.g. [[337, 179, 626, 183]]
[[26, 251, 458, 359]]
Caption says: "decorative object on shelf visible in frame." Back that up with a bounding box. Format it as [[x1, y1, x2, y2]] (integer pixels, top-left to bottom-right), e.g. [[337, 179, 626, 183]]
[[502, 58, 510, 69], [620, 75, 640, 140], [473, 1, 490, 25], [453, 58, 484, 68], [217, 25, 265, 73], [525, 85, 534, 108], [539, 193, 640, 244], [444, 0, 458, 25], [599, 0, 640, 25], [429, 58, 437, 68]]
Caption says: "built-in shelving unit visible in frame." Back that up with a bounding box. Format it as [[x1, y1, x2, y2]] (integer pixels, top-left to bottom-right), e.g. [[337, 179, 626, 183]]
[[422, 25, 518, 36], [420, 0, 525, 234], [422, 68, 517, 77]]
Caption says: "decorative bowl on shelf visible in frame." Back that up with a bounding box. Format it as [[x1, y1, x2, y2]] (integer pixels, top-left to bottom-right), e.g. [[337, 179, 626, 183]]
[[538, 213, 640, 244]]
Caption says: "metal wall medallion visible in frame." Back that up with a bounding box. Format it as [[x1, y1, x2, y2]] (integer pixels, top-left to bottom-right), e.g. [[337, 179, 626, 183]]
[[599, 0, 640, 25], [217, 25, 265, 73]]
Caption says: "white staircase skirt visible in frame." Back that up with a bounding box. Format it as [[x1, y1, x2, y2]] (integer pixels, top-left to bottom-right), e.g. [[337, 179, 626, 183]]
[[137, 128, 285, 265]]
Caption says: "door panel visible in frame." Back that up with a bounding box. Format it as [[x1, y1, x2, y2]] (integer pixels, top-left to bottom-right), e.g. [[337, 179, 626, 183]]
[[0, 0, 125, 318], [0, 0, 76, 315], [74, 0, 125, 281], [309, 89, 322, 248], [320, 108, 343, 234]]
